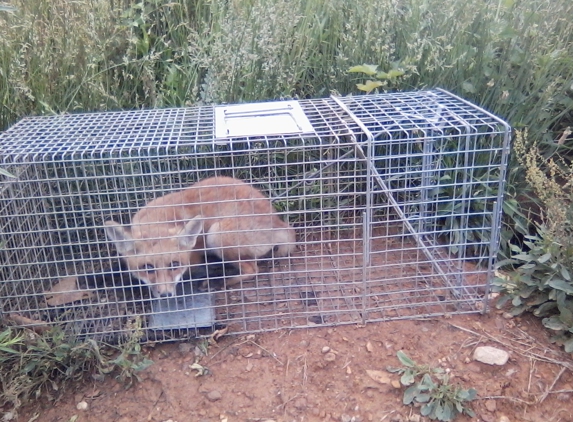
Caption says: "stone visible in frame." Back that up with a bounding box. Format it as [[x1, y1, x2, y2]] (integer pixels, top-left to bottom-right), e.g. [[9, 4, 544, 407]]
[[324, 352, 336, 362], [485, 399, 497, 412], [473, 346, 509, 365], [76, 400, 89, 411], [206, 390, 222, 402]]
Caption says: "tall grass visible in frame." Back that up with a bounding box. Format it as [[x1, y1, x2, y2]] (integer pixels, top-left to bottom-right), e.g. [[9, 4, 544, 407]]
[[1, 0, 572, 137], [1, 0, 572, 247]]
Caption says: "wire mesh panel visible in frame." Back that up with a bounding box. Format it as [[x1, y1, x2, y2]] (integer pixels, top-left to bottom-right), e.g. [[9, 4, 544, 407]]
[[0, 89, 511, 343]]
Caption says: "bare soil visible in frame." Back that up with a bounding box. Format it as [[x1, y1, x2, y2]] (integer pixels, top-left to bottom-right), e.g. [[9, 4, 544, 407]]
[[15, 308, 573, 422]]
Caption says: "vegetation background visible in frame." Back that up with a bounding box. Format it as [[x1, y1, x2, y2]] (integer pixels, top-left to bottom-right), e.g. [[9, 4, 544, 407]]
[[0, 0, 573, 413]]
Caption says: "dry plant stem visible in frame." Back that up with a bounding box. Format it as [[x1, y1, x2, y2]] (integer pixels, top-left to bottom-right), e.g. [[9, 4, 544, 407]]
[[538, 367, 567, 403], [207, 338, 284, 366], [448, 323, 573, 371], [450, 322, 573, 406], [478, 395, 536, 406]]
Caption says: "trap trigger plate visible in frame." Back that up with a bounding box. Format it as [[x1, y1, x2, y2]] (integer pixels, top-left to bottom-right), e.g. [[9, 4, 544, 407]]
[[148, 292, 215, 330]]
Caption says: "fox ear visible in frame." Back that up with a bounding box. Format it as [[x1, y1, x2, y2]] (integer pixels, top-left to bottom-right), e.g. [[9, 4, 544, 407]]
[[178, 216, 203, 248], [104, 221, 136, 255]]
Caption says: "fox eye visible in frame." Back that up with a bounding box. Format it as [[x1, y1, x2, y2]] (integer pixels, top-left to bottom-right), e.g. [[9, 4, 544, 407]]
[[170, 261, 181, 269], [140, 263, 155, 273]]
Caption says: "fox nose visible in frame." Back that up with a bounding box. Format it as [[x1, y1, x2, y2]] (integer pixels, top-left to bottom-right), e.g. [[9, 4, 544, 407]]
[[159, 292, 174, 298]]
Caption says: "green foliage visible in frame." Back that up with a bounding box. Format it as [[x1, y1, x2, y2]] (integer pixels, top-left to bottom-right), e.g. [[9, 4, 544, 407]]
[[348, 64, 405, 92], [494, 229, 573, 353], [0, 323, 152, 415], [0, 167, 15, 178], [388, 351, 477, 421], [494, 131, 573, 352]]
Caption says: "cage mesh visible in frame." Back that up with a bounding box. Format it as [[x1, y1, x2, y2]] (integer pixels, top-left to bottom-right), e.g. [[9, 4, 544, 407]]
[[0, 89, 510, 343]]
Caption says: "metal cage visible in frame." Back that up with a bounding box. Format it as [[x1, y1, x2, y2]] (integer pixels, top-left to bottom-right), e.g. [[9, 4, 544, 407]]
[[0, 89, 511, 343]]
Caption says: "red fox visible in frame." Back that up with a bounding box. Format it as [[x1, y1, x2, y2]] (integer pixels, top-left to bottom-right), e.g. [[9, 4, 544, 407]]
[[104, 176, 296, 298]]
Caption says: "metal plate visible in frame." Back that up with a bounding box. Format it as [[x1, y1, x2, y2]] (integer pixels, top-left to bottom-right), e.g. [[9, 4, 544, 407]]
[[214, 100, 314, 138], [148, 293, 215, 330]]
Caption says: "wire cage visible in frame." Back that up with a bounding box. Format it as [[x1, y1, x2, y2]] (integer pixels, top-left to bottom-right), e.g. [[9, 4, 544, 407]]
[[0, 89, 511, 343]]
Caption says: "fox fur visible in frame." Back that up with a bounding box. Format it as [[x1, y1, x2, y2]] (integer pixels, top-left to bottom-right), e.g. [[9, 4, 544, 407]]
[[104, 176, 296, 298]]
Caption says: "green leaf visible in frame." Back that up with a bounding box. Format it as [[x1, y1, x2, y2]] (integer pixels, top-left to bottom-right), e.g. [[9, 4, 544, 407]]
[[375, 71, 389, 79], [356, 80, 384, 93], [421, 402, 435, 416], [561, 267, 571, 281], [0, 168, 16, 178], [542, 315, 568, 331], [537, 252, 552, 263], [348, 64, 378, 76], [466, 388, 477, 401], [513, 253, 533, 261], [442, 401, 454, 421], [548, 279, 573, 295], [416, 393, 432, 403], [387, 69, 405, 78], [397, 350, 416, 367], [434, 401, 445, 420], [534, 301, 557, 316], [557, 303, 573, 326], [0, 5, 17, 13], [564, 338, 573, 353], [401, 371, 416, 386], [403, 385, 419, 404], [420, 373, 436, 390], [462, 81, 476, 94]]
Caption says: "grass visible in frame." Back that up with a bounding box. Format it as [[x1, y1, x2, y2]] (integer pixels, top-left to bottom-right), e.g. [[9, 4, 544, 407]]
[[0, 321, 152, 417], [1, 0, 571, 145]]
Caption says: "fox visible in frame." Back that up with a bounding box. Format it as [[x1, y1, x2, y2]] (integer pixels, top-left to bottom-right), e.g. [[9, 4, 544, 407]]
[[104, 176, 296, 298]]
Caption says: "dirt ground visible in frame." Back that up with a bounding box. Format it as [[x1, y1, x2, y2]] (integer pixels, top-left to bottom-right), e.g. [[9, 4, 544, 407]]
[[15, 306, 573, 422]]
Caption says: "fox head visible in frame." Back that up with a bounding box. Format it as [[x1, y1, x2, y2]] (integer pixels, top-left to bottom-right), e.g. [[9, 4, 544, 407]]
[[104, 217, 203, 298]]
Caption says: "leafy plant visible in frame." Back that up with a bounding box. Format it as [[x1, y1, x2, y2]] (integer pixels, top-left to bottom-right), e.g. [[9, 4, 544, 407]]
[[388, 351, 477, 421], [348, 63, 405, 93], [0, 323, 152, 416], [493, 130, 573, 353]]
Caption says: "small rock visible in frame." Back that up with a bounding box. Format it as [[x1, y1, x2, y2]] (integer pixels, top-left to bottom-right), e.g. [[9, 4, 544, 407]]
[[299, 340, 309, 348], [178, 343, 192, 353], [408, 415, 421, 422], [322, 346, 331, 354], [485, 399, 497, 412], [498, 416, 510, 422], [207, 390, 222, 402], [502, 312, 513, 319], [76, 400, 89, 411], [324, 352, 336, 362], [294, 397, 307, 410], [341, 415, 352, 422], [366, 370, 391, 385], [2, 412, 15, 421], [391, 380, 401, 389], [366, 341, 374, 352], [473, 346, 509, 365], [480, 413, 495, 422]]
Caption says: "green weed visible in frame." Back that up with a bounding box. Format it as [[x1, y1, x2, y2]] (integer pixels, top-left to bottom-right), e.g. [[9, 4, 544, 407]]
[[0, 322, 152, 417], [388, 351, 477, 421]]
